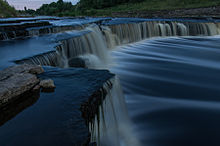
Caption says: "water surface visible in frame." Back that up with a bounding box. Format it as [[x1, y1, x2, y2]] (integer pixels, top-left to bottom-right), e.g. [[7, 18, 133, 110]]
[[111, 36, 220, 146]]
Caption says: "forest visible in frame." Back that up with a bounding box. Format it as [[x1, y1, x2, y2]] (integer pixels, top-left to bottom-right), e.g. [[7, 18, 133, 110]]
[[0, 0, 17, 17], [31, 0, 144, 16]]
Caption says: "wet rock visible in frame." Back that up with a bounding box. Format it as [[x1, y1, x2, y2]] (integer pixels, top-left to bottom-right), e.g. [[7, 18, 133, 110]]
[[0, 21, 52, 40], [29, 65, 44, 74], [32, 85, 41, 92], [40, 79, 55, 89], [0, 73, 39, 107], [0, 64, 44, 107], [68, 57, 86, 68], [0, 64, 44, 81]]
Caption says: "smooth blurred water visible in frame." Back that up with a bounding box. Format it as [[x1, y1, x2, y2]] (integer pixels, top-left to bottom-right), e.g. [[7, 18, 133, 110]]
[[111, 36, 220, 146], [1, 17, 220, 145]]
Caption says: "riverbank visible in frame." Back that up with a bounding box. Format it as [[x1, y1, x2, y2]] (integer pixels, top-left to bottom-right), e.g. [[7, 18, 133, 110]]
[[15, 0, 220, 18], [111, 6, 220, 18], [75, 0, 220, 18]]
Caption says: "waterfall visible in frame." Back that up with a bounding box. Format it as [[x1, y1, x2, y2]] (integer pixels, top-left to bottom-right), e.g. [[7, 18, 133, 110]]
[[101, 26, 120, 49], [13, 20, 220, 70], [15, 25, 111, 69], [107, 21, 220, 44], [87, 77, 141, 146], [27, 25, 84, 37], [0, 32, 9, 40], [15, 51, 58, 67], [6, 18, 220, 146], [56, 25, 111, 68], [79, 54, 107, 69]]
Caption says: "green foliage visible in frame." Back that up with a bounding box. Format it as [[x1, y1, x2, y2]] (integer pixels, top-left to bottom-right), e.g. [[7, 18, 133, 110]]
[[18, 0, 220, 17], [84, 0, 220, 16], [0, 0, 17, 17], [98, 0, 220, 12], [77, 0, 144, 10], [34, 0, 76, 16]]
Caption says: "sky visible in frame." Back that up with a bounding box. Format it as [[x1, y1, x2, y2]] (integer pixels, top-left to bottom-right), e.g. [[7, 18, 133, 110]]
[[6, 0, 79, 10]]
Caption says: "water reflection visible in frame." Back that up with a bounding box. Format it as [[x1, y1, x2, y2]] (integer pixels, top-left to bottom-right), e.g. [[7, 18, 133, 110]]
[[0, 91, 40, 126]]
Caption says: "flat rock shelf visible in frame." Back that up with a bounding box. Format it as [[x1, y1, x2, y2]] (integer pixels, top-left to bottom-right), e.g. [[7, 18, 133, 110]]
[[0, 64, 44, 108], [0, 66, 114, 146]]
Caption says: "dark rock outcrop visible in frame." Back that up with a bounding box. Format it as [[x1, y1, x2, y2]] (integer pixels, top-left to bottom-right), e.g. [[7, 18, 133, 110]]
[[68, 57, 86, 68]]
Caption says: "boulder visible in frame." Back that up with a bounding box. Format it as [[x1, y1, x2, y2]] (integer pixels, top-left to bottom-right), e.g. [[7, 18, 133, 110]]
[[68, 57, 86, 68], [29, 65, 44, 74], [40, 79, 55, 89]]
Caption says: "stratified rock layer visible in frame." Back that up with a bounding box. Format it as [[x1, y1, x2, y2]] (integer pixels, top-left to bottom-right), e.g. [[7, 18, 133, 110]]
[[0, 64, 44, 107]]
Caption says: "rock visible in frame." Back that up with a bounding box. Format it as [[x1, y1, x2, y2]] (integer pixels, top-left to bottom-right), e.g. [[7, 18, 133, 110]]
[[0, 64, 44, 108], [32, 85, 41, 92], [0, 73, 39, 107], [0, 64, 44, 81], [29, 65, 44, 74], [68, 57, 86, 68], [40, 79, 55, 89]]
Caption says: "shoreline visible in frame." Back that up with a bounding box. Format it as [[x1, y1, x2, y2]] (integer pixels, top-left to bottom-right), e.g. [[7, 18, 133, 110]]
[[111, 6, 220, 19]]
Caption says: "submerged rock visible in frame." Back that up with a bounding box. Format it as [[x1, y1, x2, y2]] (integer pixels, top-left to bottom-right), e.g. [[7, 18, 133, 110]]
[[0, 64, 44, 108]]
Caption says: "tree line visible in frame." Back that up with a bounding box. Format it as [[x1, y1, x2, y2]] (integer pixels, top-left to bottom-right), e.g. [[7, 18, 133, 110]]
[[77, 0, 144, 10], [21, 0, 144, 16], [21, 0, 219, 17], [0, 0, 17, 17]]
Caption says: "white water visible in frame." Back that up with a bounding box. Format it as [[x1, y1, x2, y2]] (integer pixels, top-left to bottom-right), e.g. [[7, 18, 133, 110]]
[[79, 54, 107, 69], [89, 77, 141, 146], [9, 19, 220, 146], [16, 21, 220, 68], [15, 51, 57, 66], [56, 25, 112, 68], [109, 21, 220, 44]]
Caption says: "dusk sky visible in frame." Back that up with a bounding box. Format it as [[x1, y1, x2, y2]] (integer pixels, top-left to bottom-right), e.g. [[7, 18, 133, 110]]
[[6, 0, 79, 10]]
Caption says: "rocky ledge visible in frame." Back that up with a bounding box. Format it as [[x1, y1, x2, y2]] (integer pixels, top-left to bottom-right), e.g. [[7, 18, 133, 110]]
[[0, 65, 115, 145], [0, 64, 49, 108]]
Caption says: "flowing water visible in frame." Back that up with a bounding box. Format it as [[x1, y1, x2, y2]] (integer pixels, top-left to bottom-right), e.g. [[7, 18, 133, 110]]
[[111, 36, 220, 146], [1, 17, 220, 146]]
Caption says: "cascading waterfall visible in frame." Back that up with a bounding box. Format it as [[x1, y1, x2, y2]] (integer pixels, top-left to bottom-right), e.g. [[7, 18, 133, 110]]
[[27, 25, 84, 37], [14, 25, 111, 68], [14, 21, 220, 69], [89, 77, 141, 146], [0, 32, 9, 40], [57, 25, 111, 68], [7, 19, 220, 146], [101, 26, 120, 49], [107, 21, 220, 44], [14, 20, 220, 70], [15, 51, 58, 66]]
